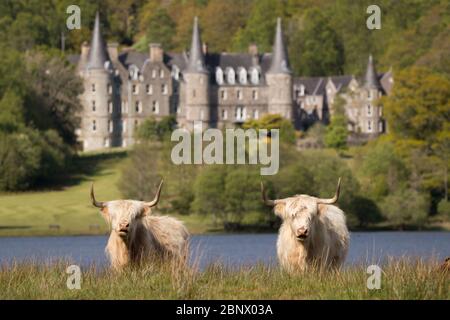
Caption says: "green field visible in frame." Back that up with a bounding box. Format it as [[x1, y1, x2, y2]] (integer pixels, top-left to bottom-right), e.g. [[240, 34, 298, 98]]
[[0, 259, 448, 299], [0, 149, 213, 237]]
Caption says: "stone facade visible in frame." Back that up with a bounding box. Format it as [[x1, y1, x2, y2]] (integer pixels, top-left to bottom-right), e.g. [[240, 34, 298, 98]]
[[70, 13, 393, 151]]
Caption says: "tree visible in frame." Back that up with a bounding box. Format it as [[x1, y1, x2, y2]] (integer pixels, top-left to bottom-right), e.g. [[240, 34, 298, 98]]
[[231, 0, 283, 53], [0, 90, 25, 133], [135, 115, 176, 141], [143, 8, 176, 50], [243, 113, 296, 145], [325, 116, 347, 150], [289, 8, 345, 76]]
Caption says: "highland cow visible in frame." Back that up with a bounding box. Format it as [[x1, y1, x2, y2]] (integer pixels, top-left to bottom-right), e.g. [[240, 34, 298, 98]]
[[91, 180, 189, 271], [261, 178, 349, 273]]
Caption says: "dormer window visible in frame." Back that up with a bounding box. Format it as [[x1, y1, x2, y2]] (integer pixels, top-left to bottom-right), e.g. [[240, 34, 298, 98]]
[[216, 67, 224, 85], [226, 68, 235, 85], [129, 65, 139, 80], [250, 68, 259, 85], [238, 68, 247, 84]]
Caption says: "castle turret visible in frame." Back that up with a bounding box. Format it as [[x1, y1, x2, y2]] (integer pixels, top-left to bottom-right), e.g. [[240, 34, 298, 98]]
[[79, 12, 119, 151], [265, 18, 293, 119], [182, 17, 210, 130], [361, 55, 384, 135]]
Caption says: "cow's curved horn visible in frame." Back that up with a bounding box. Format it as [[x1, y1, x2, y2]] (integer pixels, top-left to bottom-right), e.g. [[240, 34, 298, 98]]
[[90, 183, 106, 208], [144, 179, 163, 208], [261, 182, 275, 206], [317, 177, 341, 205]]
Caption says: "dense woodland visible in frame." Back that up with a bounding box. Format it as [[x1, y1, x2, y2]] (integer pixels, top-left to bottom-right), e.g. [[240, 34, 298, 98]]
[[0, 0, 448, 229]]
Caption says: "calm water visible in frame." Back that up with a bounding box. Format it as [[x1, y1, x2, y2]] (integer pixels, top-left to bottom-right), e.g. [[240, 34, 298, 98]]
[[0, 232, 449, 269]]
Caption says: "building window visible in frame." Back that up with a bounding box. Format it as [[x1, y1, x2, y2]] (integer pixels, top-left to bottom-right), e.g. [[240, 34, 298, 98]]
[[367, 105, 372, 116], [216, 68, 224, 85], [135, 101, 141, 113], [92, 120, 96, 131], [193, 89, 196, 98], [252, 90, 258, 100], [134, 119, 139, 127], [253, 109, 259, 119], [222, 109, 228, 120], [122, 119, 127, 133], [239, 68, 247, 84], [107, 84, 112, 94], [200, 110, 204, 120], [92, 100, 96, 112], [162, 84, 168, 95], [368, 90, 372, 99], [108, 120, 113, 133], [121, 101, 128, 113], [237, 90, 243, 100], [152, 69, 157, 79], [221, 90, 227, 100], [152, 101, 159, 114], [146, 84, 153, 95], [227, 68, 235, 85], [378, 121, 383, 133], [300, 85, 305, 96], [367, 120, 373, 132], [379, 107, 383, 117], [160, 69, 164, 78], [91, 83, 96, 92], [104, 139, 110, 147], [250, 68, 259, 85], [108, 101, 113, 114], [235, 106, 245, 121], [132, 84, 138, 95]]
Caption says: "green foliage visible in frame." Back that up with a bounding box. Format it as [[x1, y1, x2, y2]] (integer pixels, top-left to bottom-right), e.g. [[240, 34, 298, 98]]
[[135, 115, 177, 142], [381, 188, 429, 228], [243, 113, 296, 145], [437, 200, 450, 219], [289, 8, 345, 76], [325, 115, 348, 150], [0, 90, 25, 133], [144, 8, 176, 50]]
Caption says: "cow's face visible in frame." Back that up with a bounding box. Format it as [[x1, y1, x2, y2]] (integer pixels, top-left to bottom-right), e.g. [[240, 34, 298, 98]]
[[274, 196, 319, 241], [90, 180, 163, 239], [100, 201, 151, 238], [261, 178, 341, 242]]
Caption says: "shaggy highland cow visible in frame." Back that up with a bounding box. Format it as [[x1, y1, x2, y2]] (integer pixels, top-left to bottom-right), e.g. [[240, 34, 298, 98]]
[[91, 180, 189, 270], [261, 178, 349, 273]]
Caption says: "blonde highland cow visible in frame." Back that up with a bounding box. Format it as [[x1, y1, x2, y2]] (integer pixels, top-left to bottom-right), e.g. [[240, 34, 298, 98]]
[[90, 180, 189, 271], [261, 178, 349, 273]]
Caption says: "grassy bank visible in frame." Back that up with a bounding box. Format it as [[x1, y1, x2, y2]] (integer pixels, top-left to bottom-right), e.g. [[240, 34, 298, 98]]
[[0, 149, 214, 237], [0, 259, 448, 299]]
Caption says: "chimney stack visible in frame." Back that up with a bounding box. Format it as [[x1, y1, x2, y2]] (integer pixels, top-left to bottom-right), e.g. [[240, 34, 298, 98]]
[[149, 43, 164, 62], [107, 42, 118, 61], [248, 43, 258, 56]]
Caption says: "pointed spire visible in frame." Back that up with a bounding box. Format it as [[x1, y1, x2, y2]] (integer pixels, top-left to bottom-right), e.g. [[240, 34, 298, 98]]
[[267, 18, 291, 74], [87, 11, 110, 70], [185, 17, 207, 73], [364, 54, 381, 89]]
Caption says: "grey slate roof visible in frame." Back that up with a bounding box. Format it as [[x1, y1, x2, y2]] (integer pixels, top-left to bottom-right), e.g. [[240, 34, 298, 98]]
[[267, 18, 291, 74], [364, 54, 382, 89], [185, 17, 207, 73], [86, 12, 110, 70]]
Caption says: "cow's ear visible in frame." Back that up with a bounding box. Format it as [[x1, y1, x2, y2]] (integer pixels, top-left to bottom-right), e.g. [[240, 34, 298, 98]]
[[274, 202, 286, 219], [142, 206, 152, 217], [100, 207, 110, 220]]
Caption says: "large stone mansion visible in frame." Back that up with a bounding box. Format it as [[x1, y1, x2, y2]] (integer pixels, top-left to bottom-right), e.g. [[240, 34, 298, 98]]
[[70, 12, 393, 151]]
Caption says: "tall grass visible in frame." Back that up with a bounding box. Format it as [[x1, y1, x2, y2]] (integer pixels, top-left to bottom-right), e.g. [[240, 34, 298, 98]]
[[0, 258, 448, 299]]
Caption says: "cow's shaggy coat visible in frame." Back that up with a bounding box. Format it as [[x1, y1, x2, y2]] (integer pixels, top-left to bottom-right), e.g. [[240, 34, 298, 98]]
[[91, 180, 189, 271], [262, 178, 349, 273]]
